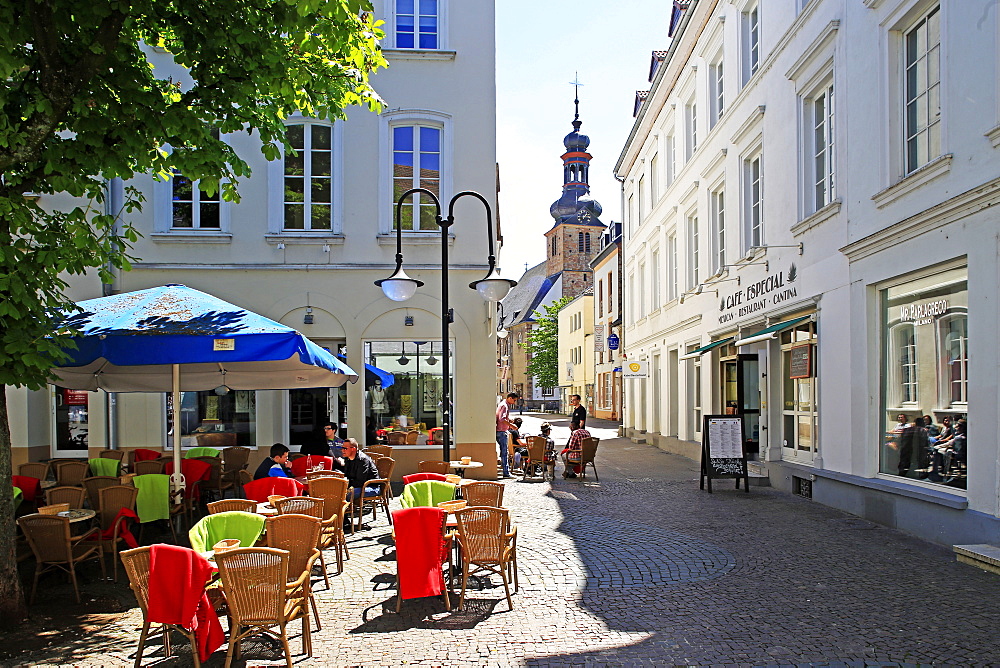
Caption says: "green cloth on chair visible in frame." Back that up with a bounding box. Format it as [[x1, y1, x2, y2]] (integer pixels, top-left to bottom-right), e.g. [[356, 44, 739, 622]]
[[134, 474, 172, 523], [188, 511, 265, 554], [399, 480, 456, 509], [186, 447, 221, 459], [88, 457, 120, 477], [12, 487, 22, 504]]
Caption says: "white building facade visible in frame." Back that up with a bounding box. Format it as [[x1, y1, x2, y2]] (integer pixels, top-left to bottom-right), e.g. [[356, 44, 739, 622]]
[[617, 0, 1000, 545], [9, 0, 502, 479]]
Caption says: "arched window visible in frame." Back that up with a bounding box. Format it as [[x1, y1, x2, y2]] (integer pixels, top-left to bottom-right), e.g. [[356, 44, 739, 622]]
[[939, 313, 968, 405], [578, 232, 591, 253]]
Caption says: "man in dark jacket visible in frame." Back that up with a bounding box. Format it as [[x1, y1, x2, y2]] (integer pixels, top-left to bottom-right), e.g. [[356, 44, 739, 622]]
[[336, 438, 379, 500]]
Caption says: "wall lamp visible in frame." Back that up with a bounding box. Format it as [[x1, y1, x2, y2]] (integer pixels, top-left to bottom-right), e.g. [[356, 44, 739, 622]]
[[679, 284, 719, 304], [746, 242, 803, 258], [495, 302, 509, 339], [721, 260, 769, 272]]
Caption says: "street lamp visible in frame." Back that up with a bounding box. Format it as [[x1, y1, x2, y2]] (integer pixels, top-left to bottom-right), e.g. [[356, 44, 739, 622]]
[[376, 188, 517, 462]]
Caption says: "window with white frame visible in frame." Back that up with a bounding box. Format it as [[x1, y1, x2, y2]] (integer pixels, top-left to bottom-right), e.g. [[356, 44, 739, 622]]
[[744, 152, 763, 250], [651, 249, 661, 309], [607, 270, 614, 315], [903, 5, 941, 174], [650, 153, 659, 203], [667, 233, 678, 302], [665, 133, 677, 188], [628, 271, 636, 323], [940, 313, 968, 405], [742, 3, 760, 85], [171, 171, 220, 229], [395, 0, 440, 49], [710, 55, 725, 127], [284, 123, 333, 230], [638, 262, 646, 319], [711, 188, 726, 273], [890, 323, 918, 405], [686, 214, 700, 290], [639, 174, 647, 225], [808, 81, 835, 212], [393, 124, 441, 230], [685, 99, 698, 160]]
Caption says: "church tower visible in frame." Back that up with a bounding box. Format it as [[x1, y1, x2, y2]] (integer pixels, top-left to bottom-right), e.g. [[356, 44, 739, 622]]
[[544, 90, 605, 299]]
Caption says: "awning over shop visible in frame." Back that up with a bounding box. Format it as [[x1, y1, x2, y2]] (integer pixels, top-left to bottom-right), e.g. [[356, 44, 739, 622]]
[[735, 315, 812, 347], [678, 337, 734, 360]]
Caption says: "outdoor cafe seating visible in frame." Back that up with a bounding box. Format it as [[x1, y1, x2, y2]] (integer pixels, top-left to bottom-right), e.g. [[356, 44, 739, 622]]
[[453, 506, 518, 611], [391, 506, 452, 612], [265, 513, 324, 632], [18, 512, 106, 604]]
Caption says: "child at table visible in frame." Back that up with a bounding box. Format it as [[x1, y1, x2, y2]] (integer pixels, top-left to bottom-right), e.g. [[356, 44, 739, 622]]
[[253, 443, 291, 480]]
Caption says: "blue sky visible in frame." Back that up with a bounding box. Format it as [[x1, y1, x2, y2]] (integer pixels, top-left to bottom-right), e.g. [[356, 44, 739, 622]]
[[495, 1, 671, 279]]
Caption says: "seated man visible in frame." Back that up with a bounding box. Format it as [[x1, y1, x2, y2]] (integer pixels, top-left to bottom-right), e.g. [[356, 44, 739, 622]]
[[253, 443, 291, 480], [561, 426, 592, 478], [335, 438, 380, 501], [299, 424, 335, 457]]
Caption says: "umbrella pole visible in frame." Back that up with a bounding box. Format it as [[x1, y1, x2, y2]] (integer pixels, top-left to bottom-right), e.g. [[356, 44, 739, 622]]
[[171, 364, 185, 503]]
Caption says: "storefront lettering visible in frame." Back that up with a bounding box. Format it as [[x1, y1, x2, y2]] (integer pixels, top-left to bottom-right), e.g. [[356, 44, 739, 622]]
[[899, 299, 948, 326], [718, 263, 799, 325]]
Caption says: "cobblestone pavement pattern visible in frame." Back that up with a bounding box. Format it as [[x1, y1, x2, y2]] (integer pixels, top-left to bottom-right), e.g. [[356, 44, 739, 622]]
[[11, 414, 1000, 667]]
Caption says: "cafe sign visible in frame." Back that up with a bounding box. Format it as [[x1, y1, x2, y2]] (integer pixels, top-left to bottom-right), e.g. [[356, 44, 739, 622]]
[[718, 263, 799, 325]]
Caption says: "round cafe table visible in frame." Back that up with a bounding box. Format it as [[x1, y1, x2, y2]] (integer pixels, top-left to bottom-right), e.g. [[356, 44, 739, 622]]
[[56, 508, 96, 524], [448, 460, 483, 477]]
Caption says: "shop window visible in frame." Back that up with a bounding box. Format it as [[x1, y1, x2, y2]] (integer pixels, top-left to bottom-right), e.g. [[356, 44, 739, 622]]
[[166, 390, 257, 449], [366, 340, 449, 432], [879, 265, 967, 488], [781, 323, 817, 458]]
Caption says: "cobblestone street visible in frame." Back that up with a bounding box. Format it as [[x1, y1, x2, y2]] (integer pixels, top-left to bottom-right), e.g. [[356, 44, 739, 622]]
[[10, 414, 1000, 667]]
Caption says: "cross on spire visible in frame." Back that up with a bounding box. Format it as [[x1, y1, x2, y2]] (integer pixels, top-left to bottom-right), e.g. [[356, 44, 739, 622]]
[[569, 72, 584, 122]]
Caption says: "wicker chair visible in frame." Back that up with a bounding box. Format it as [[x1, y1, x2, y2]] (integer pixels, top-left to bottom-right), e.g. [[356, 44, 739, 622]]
[[54, 460, 89, 487], [418, 460, 451, 475], [404, 430, 419, 445], [386, 432, 407, 446], [215, 547, 312, 668], [579, 437, 600, 481], [18, 462, 50, 481], [98, 449, 126, 464], [454, 506, 516, 611], [460, 481, 504, 507], [46, 485, 86, 509], [357, 457, 394, 528], [133, 460, 164, 475], [17, 513, 106, 604], [307, 476, 350, 573], [365, 444, 393, 459], [266, 514, 323, 632], [221, 446, 251, 495], [120, 545, 209, 668], [207, 499, 257, 514], [523, 436, 552, 481], [288, 452, 306, 461], [274, 496, 332, 588], [82, 476, 119, 511], [391, 506, 452, 612], [194, 456, 232, 504], [98, 484, 139, 581]]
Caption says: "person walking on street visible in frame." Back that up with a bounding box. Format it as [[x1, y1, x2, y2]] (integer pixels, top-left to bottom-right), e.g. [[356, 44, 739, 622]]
[[496, 392, 519, 479], [569, 394, 587, 430]]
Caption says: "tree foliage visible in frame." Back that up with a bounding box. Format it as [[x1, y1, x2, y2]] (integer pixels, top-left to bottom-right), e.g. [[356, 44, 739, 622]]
[[522, 297, 570, 390], [0, 0, 387, 625]]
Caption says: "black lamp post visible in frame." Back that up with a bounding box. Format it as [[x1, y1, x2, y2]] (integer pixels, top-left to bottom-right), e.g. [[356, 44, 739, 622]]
[[376, 188, 516, 462]]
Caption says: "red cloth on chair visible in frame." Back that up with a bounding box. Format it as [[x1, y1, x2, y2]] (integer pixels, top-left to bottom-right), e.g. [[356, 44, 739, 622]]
[[290, 456, 334, 477], [391, 507, 448, 600], [164, 459, 212, 500], [87, 507, 140, 549], [133, 448, 162, 462], [242, 476, 306, 503], [402, 472, 448, 485], [11, 475, 41, 503], [148, 544, 225, 663]]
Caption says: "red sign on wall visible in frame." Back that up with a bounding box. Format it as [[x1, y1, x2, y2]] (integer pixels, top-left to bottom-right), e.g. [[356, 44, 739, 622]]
[[63, 389, 89, 406]]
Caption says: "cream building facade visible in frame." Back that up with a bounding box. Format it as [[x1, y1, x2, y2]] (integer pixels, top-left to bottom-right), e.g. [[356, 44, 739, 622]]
[[9, 0, 502, 480], [616, 0, 1000, 545], [558, 293, 595, 411]]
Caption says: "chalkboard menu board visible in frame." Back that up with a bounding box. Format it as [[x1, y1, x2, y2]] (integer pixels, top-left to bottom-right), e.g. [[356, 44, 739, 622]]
[[700, 415, 750, 493], [789, 344, 811, 379]]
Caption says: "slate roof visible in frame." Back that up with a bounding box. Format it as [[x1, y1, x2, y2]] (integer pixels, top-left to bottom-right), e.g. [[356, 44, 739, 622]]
[[499, 261, 562, 328]]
